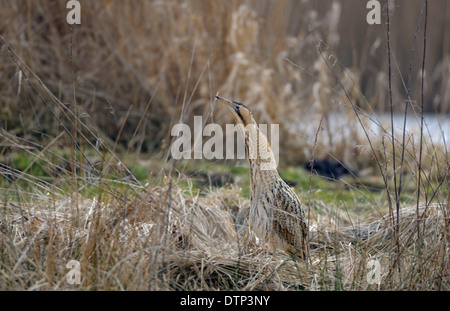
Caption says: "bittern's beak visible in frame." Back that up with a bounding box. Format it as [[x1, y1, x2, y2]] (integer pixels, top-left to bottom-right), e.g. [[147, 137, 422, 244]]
[[215, 95, 242, 116], [216, 95, 235, 108]]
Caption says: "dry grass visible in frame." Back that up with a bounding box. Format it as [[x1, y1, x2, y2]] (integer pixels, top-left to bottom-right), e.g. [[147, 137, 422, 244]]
[[0, 0, 449, 291], [1, 178, 448, 290], [1, 1, 449, 166]]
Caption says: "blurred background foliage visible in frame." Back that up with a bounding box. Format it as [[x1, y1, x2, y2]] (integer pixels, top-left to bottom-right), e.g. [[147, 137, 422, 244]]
[[0, 0, 448, 167]]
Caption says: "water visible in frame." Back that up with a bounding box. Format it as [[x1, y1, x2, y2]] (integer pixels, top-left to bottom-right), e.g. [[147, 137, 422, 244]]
[[294, 113, 449, 146], [369, 113, 449, 144]]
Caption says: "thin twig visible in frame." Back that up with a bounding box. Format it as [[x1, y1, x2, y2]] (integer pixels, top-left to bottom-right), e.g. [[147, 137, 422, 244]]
[[416, 0, 428, 236], [307, 114, 324, 258], [386, 0, 400, 238], [397, 2, 425, 230]]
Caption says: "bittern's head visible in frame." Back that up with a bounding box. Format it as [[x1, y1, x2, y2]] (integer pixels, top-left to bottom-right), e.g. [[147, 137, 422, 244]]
[[215, 96, 255, 127]]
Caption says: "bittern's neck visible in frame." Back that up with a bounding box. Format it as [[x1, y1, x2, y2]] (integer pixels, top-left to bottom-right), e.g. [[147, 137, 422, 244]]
[[245, 127, 279, 201], [242, 124, 277, 173]]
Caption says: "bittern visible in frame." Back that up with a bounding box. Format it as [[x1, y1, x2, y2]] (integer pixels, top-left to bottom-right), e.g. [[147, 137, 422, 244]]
[[216, 96, 308, 259]]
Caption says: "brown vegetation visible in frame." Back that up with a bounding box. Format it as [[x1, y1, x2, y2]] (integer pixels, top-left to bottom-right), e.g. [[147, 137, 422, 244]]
[[0, 0, 449, 291]]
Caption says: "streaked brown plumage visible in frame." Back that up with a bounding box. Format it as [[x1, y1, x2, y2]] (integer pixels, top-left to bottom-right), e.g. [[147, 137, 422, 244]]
[[216, 96, 308, 259]]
